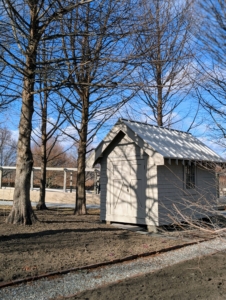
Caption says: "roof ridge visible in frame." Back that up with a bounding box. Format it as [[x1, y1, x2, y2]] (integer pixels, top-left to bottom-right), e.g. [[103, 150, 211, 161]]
[[120, 118, 191, 135]]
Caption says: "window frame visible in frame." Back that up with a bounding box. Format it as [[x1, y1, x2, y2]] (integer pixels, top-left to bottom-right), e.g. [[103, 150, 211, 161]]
[[184, 162, 197, 192]]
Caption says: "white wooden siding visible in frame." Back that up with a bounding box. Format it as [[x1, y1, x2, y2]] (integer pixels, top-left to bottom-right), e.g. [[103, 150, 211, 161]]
[[100, 157, 107, 221], [157, 161, 217, 225], [99, 133, 159, 226], [145, 158, 159, 226]]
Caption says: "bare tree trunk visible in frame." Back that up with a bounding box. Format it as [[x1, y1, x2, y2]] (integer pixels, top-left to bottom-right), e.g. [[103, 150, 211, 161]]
[[156, 1, 163, 127], [6, 69, 36, 224], [6, 3, 38, 224], [36, 70, 48, 210], [74, 97, 88, 215], [157, 69, 163, 127], [36, 136, 47, 210]]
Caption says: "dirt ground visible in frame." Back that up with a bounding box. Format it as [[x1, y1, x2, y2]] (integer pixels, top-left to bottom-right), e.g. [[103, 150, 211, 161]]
[[0, 205, 208, 284], [70, 251, 226, 300], [1, 206, 226, 300]]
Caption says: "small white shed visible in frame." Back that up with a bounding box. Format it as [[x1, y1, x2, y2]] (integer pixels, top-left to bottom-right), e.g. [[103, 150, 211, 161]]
[[91, 119, 225, 230]]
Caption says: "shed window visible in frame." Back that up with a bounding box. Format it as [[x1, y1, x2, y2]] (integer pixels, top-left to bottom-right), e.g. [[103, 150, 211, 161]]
[[185, 164, 196, 189]]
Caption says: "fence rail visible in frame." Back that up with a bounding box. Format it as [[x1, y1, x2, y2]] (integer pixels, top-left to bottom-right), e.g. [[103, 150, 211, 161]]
[[0, 166, 100, 193]]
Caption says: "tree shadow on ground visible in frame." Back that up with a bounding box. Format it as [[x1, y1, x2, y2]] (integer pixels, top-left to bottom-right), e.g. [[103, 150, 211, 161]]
[[0, 227, 124, 242]]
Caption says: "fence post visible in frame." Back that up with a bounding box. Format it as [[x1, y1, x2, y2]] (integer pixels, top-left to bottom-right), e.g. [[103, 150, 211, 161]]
[[63, 169, 67, 192], [30, 169, 34, 190], [0, 167, 2, 189], [70, 172, 73, 193], [94, 170, 97, 194]]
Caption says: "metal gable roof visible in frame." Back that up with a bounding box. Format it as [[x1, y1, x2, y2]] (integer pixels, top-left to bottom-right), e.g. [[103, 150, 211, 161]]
[[121, 119, 225, 162]]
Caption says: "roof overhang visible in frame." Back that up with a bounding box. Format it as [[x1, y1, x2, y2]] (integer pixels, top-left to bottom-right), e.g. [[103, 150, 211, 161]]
[[86, 119, 226, 168], [164, 157, 226, 167], [88, 121, 164, 167]]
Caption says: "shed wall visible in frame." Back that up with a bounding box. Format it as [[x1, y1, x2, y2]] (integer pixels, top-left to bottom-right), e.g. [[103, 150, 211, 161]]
[[157, 161, 217, 225], [100, 132, 158, 226]]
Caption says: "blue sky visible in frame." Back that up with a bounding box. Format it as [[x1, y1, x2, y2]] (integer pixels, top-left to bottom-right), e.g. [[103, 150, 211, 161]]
[[1, 87, 225, 160]]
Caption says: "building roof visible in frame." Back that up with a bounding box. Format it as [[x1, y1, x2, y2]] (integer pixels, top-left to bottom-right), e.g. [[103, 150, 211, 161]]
[[90, 119, 225, 166], [122, 119, 224, 162]]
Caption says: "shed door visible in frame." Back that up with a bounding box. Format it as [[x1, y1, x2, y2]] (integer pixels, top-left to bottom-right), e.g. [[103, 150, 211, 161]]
[[111, 160, 145, 218]]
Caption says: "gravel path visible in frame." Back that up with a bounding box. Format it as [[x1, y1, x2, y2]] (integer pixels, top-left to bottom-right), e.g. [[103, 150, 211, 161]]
[[1, 238, 226, 300]]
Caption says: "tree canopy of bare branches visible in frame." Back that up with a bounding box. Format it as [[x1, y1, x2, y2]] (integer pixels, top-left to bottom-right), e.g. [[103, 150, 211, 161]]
[[0, 127, 17, 167], [131, 0, 196, 127], [58, 0, 137, 214], [0, 0, 92, 225], [195, 0, 226, 147]]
